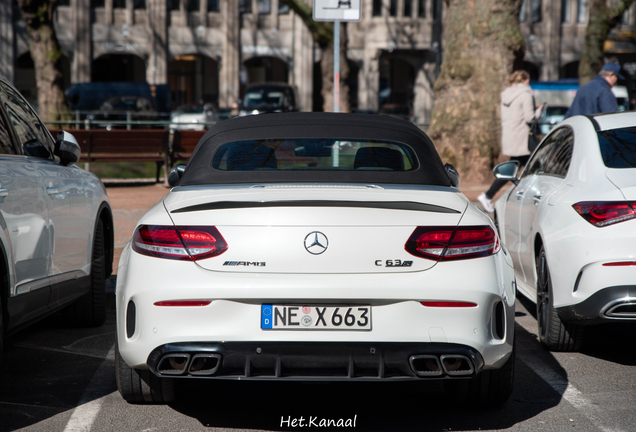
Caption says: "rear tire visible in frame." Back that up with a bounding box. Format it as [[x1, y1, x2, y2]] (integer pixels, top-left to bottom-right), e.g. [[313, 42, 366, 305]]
[[66, 218, 106, 327], [445, 338, 515, 408], [536, 246, 584, 351], [116, 343, 175, 404], [0, 295, 3, 368]]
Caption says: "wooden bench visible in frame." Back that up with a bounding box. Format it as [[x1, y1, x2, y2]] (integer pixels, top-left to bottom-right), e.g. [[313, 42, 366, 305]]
[[170, 129, 206, 167], [50, 129, 170, 183]]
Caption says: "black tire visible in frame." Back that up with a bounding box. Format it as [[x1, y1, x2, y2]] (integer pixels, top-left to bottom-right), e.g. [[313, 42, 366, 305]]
[[445, 337, 515, 408], [116, 343, 176, 404], [536, 246, 584, 351], [66, 218, 106, 327], [0, 295, 3, 369]]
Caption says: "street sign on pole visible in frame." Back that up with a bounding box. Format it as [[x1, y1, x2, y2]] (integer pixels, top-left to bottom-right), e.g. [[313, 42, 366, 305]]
[[313, 0, 361, 22]]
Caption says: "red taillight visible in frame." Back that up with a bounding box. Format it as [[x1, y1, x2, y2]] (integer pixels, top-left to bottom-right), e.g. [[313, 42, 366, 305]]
[[154, 300, 211, 307], [420, 301, 478, 307], [132, 225, 228, 260], [603, 261, 636, 267], [572, 201, 636, 227], [405, 225, 499, 261]]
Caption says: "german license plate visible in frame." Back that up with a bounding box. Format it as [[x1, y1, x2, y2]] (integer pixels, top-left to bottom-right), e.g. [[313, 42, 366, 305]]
[[261, 305, 371, 330]]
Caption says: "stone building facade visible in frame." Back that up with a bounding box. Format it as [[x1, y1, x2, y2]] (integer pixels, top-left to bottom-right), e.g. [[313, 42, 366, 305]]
[[1, 0, 636, 123]]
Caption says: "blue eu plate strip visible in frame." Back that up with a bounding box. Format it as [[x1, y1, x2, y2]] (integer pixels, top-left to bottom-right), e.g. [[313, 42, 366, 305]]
[[261, 304, 273, 329]]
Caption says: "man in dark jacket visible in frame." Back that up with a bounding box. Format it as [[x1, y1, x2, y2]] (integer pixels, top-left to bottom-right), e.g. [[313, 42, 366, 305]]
[[565, 62, 624, 118]]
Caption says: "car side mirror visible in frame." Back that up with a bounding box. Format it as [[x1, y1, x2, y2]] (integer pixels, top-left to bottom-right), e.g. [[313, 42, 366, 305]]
[[444, 163, 460, 187], [54, 131, 81, 166], [168, 164, 187, 187], [493, 161, 520, 184]]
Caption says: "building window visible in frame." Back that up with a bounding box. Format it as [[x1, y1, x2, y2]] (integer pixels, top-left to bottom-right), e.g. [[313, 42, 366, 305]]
[[278, 2, 289, 14], [168, 0, 180, 11], [239, 0, 252, 13], [207, 0, 218, 11], [372, 0, 382, 16], [187, 0, 199, 12], [404, 0, 413, 17], [58, 0, 70, 6], [417, 0, 426, 17], [113, 0, 126, 8], [577, 0, 587, 23], [134, 0, 146, 9], [519, 0, 527, 22], [561, 0, 570, 22], [390, 0, 398, 16], [258, 0, 271, 14], [531, 0, 541, 22], [91, 0, 105, 7]]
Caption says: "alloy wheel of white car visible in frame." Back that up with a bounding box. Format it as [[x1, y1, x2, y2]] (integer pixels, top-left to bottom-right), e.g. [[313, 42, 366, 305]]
[[535, 246, 585, 352]]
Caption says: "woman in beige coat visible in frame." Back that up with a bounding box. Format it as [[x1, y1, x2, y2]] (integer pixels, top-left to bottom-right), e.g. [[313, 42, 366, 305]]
[[478, 70, 543, 213]]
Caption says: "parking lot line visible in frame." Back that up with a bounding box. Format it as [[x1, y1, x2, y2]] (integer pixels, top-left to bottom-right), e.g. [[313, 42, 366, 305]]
[[63, 345, 115, 432]]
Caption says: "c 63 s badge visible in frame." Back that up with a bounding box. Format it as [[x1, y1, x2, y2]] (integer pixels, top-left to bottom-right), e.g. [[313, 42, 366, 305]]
[[375, 259, 413, 267]]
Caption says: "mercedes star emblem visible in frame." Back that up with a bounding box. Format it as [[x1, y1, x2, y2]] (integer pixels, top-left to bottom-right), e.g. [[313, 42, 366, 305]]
[[304, 232, 329, 255]]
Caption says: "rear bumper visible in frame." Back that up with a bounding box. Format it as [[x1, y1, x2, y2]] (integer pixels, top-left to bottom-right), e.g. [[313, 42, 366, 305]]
[[147, 341, 486, 381], [558, 285, 636, 324]]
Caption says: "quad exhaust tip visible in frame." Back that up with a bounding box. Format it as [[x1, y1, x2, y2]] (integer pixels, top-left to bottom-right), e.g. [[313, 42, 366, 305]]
[[602, 298, 636, 319], [188, 354, 222, 376], [409, 354, 474, 377], [156, 353, 223, 376], [157, 354, 191, 375]]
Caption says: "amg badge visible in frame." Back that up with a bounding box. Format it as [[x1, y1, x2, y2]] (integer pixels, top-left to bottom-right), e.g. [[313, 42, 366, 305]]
[[223, 261, 266, 267]]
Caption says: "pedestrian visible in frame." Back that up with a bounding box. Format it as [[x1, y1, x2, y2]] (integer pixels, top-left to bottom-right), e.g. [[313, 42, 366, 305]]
[[564, 62, 623, 118], [478, 70, 543, 213]]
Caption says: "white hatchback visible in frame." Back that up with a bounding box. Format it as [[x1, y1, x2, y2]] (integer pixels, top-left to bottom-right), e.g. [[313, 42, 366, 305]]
[[116, 112, 516, 406], [494, 111, 636, 351]]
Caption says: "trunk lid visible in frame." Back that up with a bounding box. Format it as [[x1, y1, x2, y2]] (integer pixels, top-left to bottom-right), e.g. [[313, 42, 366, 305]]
[[164, 184, 467, 274]]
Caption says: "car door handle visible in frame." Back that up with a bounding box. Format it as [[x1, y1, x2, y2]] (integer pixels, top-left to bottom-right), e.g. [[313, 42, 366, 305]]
[[46, 187, 60, 195], [533, 194, 542, 203], [0, 188, 7, 198], [516, 191, 524, 195]]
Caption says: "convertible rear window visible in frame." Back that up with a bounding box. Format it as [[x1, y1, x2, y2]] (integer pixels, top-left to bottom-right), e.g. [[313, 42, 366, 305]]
[[598, 127, 636, 168], [211, 139, 418, 172]]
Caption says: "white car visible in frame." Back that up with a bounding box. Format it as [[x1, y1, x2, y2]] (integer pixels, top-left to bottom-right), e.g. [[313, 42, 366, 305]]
[[115, 113, 516, 406], [169, 104, 216, 131], [0, 77, 114, 363], [494, 111, 636, 352]]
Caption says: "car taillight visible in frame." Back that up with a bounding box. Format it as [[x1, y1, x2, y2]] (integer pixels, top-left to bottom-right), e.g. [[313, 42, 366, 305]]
[[132, 225, 228, 260], [572, 201, 636, 227], [405, 226, 500, 261]]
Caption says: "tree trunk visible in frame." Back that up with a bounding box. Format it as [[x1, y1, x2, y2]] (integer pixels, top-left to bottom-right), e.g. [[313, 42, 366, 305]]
[[578, 0, 636, 84], [428, 0, 525, 184], [16, 0, 69, 122], [279, 0, 350, 112]]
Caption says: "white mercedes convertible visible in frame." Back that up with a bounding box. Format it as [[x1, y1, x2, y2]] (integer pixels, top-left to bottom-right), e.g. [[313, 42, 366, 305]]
[[115, 113, 516, 406]]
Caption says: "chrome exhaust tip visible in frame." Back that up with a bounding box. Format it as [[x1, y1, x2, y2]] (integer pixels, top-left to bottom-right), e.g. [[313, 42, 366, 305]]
[[157, 354, 191, 375], [440, 355, 474, 376], [409, 355, 443, 377], [188, 354, 222, 376], [601, 298, 636, 319]]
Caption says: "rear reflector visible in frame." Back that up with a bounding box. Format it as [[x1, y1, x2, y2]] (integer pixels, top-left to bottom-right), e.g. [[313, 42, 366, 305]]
[[603, 261, 636, 267], [405, 226, 499, 261], [154, 300, 212, 307], [421, 301, 478, 307], [572, 201, 636, 227], [132, 225, 228, 260]]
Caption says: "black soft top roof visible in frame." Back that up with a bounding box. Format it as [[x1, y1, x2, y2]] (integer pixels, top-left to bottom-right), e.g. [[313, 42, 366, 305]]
[[179, 112, 451, 187]]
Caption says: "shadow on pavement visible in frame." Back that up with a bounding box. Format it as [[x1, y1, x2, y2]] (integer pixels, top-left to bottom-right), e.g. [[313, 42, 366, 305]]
[[0, 277, 117, 432], [169, 323, 565, 431]]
